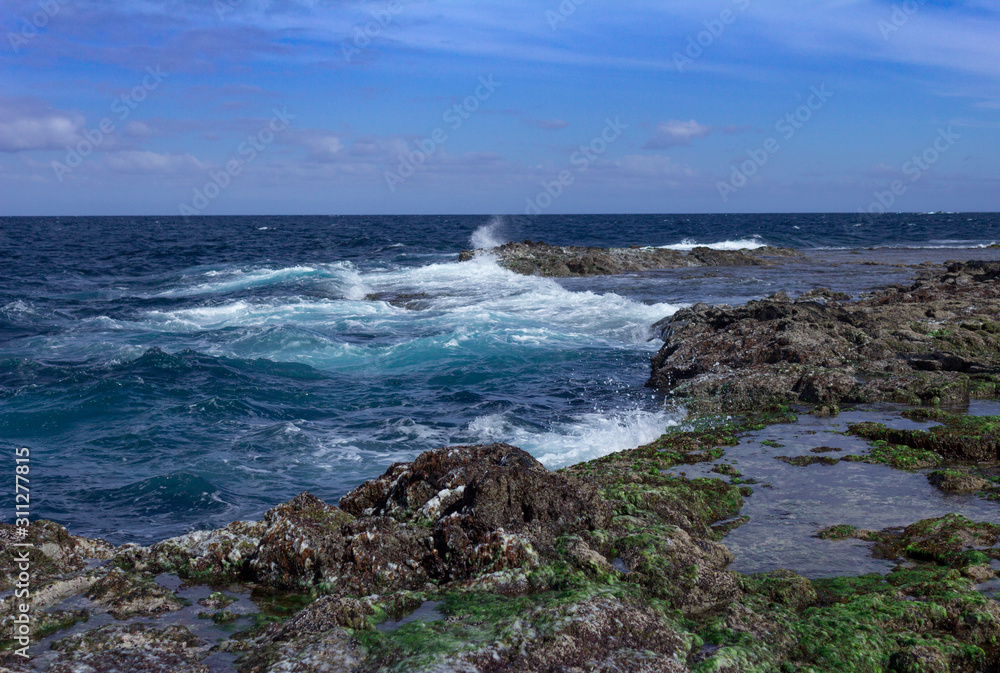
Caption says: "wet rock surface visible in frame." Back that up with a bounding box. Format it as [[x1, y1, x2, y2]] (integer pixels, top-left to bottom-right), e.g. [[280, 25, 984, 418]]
[[459, 240, 802, 277], [649, 260, 1000, 413]]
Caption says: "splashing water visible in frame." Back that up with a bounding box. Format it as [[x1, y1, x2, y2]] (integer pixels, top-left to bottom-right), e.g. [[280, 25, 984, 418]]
[[470, 215, 509, 249]]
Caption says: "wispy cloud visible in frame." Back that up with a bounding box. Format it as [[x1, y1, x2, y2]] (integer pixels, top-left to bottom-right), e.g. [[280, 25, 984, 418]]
[[644, 120, 712, 149]]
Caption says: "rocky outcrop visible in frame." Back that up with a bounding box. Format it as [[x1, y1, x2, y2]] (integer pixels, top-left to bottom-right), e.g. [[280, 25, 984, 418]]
[[1, 418, 999, 671], [648, 260, 1000, 412], [459, 240, 802, 277]]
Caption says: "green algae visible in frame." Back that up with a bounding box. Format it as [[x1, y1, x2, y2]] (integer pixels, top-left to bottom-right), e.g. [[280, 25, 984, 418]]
[[850, 411, 1000, 462], [817, 525, 858, 541]]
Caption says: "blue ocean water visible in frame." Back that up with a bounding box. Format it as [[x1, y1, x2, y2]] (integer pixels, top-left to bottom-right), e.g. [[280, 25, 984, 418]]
[[1, 213, 998, 543]]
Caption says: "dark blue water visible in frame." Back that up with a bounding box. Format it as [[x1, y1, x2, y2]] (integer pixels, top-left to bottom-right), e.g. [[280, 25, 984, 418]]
[[1, 214, 998, 543]]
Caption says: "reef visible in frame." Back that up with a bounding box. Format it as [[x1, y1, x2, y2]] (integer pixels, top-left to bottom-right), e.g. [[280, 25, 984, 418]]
[[458, 240, 802, 277]]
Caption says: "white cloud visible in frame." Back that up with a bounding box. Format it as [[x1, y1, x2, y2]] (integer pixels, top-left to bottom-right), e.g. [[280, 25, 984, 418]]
[[0, 98, 84, 152]]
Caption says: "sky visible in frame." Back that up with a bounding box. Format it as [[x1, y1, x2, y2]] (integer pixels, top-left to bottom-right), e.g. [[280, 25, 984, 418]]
[[1, 0, 998, 216]]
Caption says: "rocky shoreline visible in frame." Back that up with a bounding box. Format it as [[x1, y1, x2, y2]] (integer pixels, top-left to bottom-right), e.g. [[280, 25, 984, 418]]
[[649, 260, 1000, 414], [459, 240, 803, 277], [2, 259, 999, 672]]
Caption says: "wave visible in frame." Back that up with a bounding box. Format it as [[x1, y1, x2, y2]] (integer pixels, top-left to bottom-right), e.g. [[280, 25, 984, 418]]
[[466, 407, 680, 469], [72, 473, 229, 516], [156, 262, 368, 299], [128, 255, 683, 352], [656, 237, 767, 251]]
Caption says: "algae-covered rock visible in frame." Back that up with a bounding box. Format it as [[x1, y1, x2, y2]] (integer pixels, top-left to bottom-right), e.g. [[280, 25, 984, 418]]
[[775, 454, 840, 466], [927, 469, 992, 494], [248, 492, 355, 590], [2, 425, 997, 673], [237, 626, 364, 673], [873, 514, 1000, 568], [85, 567, 185, 619], [123, 519, 267, 581], [352, 590, 693, 673], [49, 623, 208, 673], [0, 520, 114, 591], [849, 413, 1000, 462], [648, 261, 1000, 412]]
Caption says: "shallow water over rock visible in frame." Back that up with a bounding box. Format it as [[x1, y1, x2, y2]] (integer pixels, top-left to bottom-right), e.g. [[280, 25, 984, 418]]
[[663, 405, 999, 578]]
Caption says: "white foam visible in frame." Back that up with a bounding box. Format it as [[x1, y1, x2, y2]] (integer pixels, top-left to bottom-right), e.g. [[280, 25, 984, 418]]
[[361, 254, 684, 347], [467, 407, 681, 468], [1, 300, 37, 316], [157, 262, 367, 299], [656, 237, 767, 251]]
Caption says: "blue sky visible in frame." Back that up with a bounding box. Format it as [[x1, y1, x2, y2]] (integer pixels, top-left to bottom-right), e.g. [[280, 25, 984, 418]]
[[1, 0, 998, 215]]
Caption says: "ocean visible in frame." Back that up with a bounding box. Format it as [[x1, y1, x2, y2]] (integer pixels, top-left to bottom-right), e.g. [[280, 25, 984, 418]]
[[1, 213, 998, 545]]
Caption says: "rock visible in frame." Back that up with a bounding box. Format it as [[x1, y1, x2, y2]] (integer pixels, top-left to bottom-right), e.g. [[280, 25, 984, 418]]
[[443, 595, 693, 673], [341, 443, 611, 582], [799, 287, 852, 302], [889, 645, 950, 673], [120, 519, 266, 581], [198, 591, 236, 610], [927, 469, 992, 494], [458, 240, 801, 277], [849, 413, 999, 462], [963, 564, 996, 582], [48, 623, 208, 673], [272, 595, 375, 635], [869, 514, 1000, 568], [0, 520, 114, 591], [740, 569, 817, 610], [775, 455, 840, 466], [180, 444, 610, 595], [85, 568, 185, 619], [237, 627, 365, 673], [248, 492, 355, 590], [649, 260, 1000, 412], [816, 525, 878, 541]]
